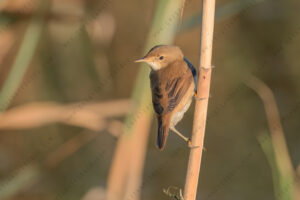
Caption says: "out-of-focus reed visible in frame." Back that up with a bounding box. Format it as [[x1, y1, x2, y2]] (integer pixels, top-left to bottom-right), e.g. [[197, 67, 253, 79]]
[[106, 1, 185, 200], [245, 74, 296, 200]]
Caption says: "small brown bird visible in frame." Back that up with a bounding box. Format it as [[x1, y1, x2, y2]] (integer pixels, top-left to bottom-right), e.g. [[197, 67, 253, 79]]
[[135, 45, 197, 150]]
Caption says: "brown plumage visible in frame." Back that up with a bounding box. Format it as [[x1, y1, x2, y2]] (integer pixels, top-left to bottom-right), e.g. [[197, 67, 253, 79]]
[[135, 45, 196, 150]]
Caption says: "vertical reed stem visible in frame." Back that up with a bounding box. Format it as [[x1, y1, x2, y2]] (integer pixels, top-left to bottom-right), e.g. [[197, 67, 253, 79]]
[[183, 0, 215, 199]]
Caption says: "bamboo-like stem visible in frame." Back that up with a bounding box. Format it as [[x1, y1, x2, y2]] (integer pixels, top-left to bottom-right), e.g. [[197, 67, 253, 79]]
[[183, 0, 215, 199]]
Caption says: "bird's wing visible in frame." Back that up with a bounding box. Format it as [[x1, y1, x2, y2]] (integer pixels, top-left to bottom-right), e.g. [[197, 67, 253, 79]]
[[150, 66, 193, 116], [184, 57, 197, 92]]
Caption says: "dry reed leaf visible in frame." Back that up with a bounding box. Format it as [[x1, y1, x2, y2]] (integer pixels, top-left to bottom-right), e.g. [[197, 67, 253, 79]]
[[0, 99, 131, 130], [74, 99, 132, 118], [0, 103, 66, 129], [0, 0, 38, 14]]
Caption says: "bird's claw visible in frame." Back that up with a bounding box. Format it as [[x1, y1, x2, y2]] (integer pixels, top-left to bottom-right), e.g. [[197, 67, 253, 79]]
[[193, 93, 211, 101], [187, 138, 206, 151], [187, 138, 199, 149]]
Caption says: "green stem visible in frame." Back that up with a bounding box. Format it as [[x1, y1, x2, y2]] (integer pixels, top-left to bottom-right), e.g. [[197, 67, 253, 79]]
[[0, 2, 47, 111]]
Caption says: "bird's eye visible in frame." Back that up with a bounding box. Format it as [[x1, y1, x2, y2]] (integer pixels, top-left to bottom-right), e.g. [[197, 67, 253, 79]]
[[159, 56, 164, 60]]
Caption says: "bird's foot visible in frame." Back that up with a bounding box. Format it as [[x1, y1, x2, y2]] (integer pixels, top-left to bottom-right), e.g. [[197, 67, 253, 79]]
[[187, 138, 199, 149], [200, 65, 215, 70], [193, 93, 211, 101], [187, 138, 206, 151]]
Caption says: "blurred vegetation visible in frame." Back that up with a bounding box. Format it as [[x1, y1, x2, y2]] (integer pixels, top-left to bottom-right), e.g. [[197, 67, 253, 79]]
[[0, 0, 299, 200], [107, 1, 185, 200]]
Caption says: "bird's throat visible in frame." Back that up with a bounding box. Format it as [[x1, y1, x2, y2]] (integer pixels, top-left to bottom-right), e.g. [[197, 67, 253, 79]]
[[148, 62, 162, 71]]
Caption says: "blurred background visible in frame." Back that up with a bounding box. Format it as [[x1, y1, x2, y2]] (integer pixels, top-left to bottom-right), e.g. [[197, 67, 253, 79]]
[[0, 0, 299, 200]]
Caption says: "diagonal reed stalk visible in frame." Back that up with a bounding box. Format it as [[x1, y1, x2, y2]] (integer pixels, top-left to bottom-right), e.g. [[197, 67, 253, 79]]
[[106, 1, 184, 200], [183, 0, 215, 199], [0, 1, 48, 111]]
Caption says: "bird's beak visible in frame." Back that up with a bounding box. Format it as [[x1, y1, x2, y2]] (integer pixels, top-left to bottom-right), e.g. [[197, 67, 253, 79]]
[[135, 57, 147, 63]]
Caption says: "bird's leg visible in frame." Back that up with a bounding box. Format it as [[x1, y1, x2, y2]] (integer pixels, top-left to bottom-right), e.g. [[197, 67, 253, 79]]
[[170, 127, 189, 142], [170, 127, 205, 150]]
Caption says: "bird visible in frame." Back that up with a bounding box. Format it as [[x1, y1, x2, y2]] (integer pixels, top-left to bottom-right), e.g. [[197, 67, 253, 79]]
[[135, 45, 197, 150]]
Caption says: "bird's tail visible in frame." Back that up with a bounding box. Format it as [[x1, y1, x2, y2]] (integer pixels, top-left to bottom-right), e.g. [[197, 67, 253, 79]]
[[156, 116, 170, 150]]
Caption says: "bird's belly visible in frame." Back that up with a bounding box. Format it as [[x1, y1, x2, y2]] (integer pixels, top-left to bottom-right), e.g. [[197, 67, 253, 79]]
[[170, 83, 194, 127]]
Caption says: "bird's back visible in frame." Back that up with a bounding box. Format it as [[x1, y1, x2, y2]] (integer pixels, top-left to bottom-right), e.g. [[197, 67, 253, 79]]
[[150, 60, 194, 149]]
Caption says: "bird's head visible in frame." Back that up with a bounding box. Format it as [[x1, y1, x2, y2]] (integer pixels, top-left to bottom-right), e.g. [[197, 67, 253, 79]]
[[135, 45, 184, 70]]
